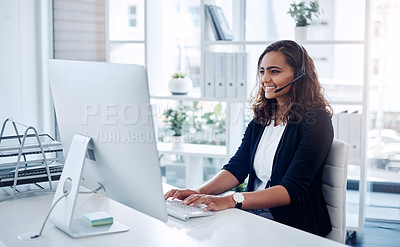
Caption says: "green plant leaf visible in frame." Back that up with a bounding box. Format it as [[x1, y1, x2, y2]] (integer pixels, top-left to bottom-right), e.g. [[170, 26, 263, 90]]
[[214, 103, 222, 117], [288, 0, 320, 26], [172, 71, 188, 78]]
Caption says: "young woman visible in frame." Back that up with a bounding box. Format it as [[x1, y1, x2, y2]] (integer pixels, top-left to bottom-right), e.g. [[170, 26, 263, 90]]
[[164, 40, 334, 237]]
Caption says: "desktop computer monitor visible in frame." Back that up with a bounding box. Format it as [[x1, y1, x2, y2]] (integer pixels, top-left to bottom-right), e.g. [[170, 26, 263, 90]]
[[48, 59, 168, 237]]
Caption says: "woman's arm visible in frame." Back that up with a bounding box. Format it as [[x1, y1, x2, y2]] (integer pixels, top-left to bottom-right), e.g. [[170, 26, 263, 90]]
[[182, 184, 291, 211], [239, 185, 291, 209], [198, 170, 240, 195]]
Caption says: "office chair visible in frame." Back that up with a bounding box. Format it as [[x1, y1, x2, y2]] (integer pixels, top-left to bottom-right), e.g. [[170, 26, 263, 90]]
[[322, 139, 349, 243]]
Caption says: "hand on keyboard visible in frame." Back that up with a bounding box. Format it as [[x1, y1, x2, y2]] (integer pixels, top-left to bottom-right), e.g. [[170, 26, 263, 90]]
[[164, 188, 200, 201], [164, 188, 237, 214], [165, 199, 214, 221], [181, 194, 236, 212]]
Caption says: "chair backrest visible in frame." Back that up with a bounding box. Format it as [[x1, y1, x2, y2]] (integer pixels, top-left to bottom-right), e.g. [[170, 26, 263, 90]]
[[322, 139, 349, 243]]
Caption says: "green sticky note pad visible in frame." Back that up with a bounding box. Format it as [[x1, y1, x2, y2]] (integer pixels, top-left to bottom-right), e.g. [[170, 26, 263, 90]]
[[82, 211, 114, 226]]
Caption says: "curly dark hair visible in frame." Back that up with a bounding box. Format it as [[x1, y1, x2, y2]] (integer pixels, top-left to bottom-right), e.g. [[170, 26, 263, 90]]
[[250, 40, 333, 126]]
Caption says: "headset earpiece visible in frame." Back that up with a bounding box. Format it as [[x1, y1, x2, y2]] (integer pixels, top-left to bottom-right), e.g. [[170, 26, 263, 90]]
[[274, 42, 306, 93], [296, 44, 306, 78]]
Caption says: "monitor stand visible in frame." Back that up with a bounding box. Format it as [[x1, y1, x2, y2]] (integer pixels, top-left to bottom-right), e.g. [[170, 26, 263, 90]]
[[49, 134, 129, 238]]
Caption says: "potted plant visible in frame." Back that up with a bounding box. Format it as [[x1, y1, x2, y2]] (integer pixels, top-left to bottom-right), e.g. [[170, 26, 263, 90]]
[[163, 105, 190, 149], [168, 71, 193, 95], [287, 1, 320, 41], [190, 102, 226, 145]]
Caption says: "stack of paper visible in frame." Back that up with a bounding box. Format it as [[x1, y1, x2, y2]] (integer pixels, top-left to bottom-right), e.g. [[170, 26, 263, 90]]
[[82, 211, 114, 226]]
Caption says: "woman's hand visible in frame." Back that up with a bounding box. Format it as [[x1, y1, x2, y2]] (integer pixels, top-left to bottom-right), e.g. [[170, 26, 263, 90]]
[[182, 194, 236, 212], [164, 189, 200, 201]]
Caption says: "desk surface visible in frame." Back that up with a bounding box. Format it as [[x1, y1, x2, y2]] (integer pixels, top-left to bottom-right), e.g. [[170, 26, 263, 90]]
[[0, 184, 346, 247]]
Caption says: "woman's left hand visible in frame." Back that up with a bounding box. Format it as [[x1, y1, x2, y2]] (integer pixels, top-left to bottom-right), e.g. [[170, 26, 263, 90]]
[[182, 194, 236, 211]]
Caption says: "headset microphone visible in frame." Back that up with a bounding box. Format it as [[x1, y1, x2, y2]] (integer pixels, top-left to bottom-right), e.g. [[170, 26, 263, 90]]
[[274, 43, 306, 93], [274, 73, 305, 93]]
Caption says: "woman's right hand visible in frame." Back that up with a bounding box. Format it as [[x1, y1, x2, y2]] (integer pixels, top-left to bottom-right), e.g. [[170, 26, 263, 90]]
[[164, 189, 200, 201]]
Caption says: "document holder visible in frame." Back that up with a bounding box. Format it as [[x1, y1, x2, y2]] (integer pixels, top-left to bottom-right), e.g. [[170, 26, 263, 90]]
[[0, 118, 63, 201]]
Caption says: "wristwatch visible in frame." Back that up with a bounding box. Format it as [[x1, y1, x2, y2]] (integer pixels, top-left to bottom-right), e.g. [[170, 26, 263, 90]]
[[233, 192, 245, 209]]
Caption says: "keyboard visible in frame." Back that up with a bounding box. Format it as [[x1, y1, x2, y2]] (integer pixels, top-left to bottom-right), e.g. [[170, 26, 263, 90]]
[[165, 200, 214, 221]]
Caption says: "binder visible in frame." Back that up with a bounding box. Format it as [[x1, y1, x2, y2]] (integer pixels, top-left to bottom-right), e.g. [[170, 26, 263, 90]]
[[225, 53, 236, 99], [332, 114, 338, 139], [204, 52, 215, 98], [236, 52, 248, 99], [215, 52, 226, 98], [349, 111, 362, 162], [337, 111, 350, 144], [204, 5, 221, 40], [207, 5, 234, 41]]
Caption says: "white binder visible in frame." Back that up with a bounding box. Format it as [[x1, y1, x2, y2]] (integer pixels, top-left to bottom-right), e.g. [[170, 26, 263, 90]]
[[236, 52, 248, 99], [332, 114, 338, 139], [204, 52, 215, 98], [225, 53, 236, 99], [215, 52, 226, 98], [337, 111, 350, 145], [349, 112, 362, 162]]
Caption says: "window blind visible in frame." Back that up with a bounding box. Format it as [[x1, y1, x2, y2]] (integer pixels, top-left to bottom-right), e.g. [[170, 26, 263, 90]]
[[53, 0, 106, 61]]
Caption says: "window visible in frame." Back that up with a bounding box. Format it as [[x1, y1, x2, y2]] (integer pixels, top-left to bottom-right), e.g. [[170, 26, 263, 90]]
[[128, 5, 137, 27], [367, 0, 400, 222], [108, 0, 145, 65]]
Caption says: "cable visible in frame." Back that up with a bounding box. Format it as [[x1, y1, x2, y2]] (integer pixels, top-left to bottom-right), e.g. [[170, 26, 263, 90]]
[[30, 192, 69, 239], [30, 177, 72, 239], [78, 182, 105, 194], [29, 180, 105, 239]]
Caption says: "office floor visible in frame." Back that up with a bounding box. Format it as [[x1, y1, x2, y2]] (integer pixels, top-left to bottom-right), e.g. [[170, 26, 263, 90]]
[[346, 220, 400, 247], [346, 190, 400, 246]]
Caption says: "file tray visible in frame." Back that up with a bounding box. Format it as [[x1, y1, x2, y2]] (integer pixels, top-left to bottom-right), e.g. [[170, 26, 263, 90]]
[[0, 133, 63, 157], [0, 118, 64, 201], [0, 162, 63, 187]]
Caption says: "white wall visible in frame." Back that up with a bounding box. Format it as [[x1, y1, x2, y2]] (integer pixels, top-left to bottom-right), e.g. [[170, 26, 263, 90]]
[[0, 0, 52, 136]]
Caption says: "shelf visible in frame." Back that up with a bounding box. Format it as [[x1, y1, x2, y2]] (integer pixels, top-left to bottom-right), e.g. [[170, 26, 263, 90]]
[[204, 40, 366, 46], [330, 101, 364, 106], [204, 40, 274, 46], [109, 40, 145, 44], [157, 142, 229, 159], [298, 40, 366, 45], [150, 92, 247, 103]]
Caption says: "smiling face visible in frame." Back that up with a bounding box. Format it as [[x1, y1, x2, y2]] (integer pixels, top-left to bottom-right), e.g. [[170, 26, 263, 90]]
[[258, 51, 295, 106]]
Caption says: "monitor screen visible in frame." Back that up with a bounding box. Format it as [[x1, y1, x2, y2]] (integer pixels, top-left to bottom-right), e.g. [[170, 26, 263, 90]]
[[48, 59, 168, 223]]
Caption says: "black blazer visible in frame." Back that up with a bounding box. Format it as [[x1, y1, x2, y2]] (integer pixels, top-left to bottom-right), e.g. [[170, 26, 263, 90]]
[[223, 107, 333, 237]]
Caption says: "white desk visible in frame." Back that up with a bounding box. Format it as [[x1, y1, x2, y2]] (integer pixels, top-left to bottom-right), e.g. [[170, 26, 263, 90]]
[[0, 185, 346, 247]]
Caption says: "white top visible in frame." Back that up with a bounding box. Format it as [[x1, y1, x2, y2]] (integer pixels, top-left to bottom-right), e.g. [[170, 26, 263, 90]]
[[253, 120, 286, 191]]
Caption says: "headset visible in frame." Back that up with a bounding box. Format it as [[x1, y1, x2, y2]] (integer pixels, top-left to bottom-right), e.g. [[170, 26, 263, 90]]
[[274, 42, 306, 93]]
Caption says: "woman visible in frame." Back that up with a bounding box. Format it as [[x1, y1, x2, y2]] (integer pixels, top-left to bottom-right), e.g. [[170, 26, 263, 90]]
[[164, 40, 334, 237]]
